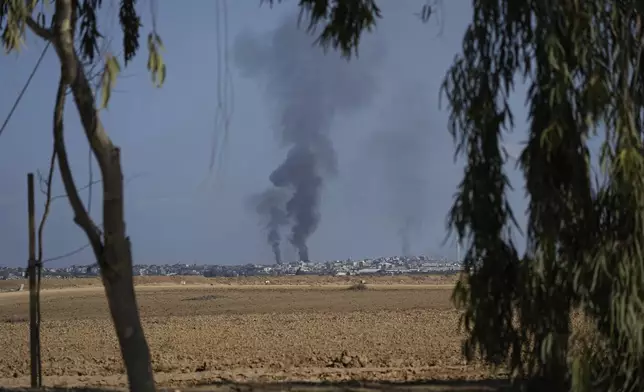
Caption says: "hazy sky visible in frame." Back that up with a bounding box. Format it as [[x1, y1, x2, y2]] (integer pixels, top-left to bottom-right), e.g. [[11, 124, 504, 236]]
[[0, 1, 530, 267]]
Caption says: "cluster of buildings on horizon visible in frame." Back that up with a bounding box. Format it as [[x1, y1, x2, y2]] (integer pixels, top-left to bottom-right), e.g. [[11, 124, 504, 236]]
[[0, 255, 461, 280]]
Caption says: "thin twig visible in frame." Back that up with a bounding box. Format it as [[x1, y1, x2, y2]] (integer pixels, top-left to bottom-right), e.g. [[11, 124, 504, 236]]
[[37, 172, 147, 202], [37, 147, 57, 264], [87, 145, 93, 214], [42, 243, 91, 263]]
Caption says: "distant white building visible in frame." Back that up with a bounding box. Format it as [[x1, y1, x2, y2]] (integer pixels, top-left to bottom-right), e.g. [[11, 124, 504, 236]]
[[357, 268, 380, 275]]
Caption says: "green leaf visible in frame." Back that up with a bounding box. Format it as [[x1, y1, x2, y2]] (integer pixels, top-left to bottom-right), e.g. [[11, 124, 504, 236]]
[[99, 54, 121, 109], [146, 32, 166, 88]]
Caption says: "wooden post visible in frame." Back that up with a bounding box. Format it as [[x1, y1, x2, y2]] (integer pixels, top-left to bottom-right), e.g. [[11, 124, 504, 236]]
[[27, 173, 41, 388]]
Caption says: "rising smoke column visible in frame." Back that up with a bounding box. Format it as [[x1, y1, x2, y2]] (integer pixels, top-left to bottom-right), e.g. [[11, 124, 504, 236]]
[[269, 146, 321, 262], [235, 12, 383, 262], [249, 188, 290, 264], [368, 83, 432, 256]]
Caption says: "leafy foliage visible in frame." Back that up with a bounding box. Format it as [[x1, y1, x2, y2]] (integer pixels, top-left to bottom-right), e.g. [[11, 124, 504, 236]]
[[146, 32, 165, 87], [118, 0, 140, 65], [0, 0, 164, 107], [263, 0, 381, 58], [99, 53, 120, 108], [1, 0, 31, 52], [444, 0, 644, 391], [77, 0, 104, 63]]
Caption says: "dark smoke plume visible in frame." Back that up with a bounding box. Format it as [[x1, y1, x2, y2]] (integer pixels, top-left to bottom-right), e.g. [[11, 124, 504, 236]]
[[367, 83, 432, 256], [235, 12, 383, 262], [269, 146, 322, 262], [249, 189, 290, 264]]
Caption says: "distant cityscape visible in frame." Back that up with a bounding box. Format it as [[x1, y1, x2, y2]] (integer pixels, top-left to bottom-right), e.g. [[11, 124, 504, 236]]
[[0, 255, 461, 280]]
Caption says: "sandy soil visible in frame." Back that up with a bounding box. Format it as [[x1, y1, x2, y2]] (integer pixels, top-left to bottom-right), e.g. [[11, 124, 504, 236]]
[[0, 276, 506, 391], [0, 274, 458, 292]]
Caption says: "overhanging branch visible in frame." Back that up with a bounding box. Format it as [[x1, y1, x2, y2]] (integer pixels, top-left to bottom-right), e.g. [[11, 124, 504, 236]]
[[52, 76, 104, 257], [23, 0, 52, 40], [25, 17, 52, 40], [37, 172, 146, 203]]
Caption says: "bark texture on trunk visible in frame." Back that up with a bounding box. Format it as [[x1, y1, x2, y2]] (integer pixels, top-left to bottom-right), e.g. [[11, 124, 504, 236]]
[[102, 236, 156, 392], [45, 1, 157, 391]]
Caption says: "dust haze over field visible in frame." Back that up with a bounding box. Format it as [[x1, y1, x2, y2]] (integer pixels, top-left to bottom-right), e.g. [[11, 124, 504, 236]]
[[235, 12, 384, 263]]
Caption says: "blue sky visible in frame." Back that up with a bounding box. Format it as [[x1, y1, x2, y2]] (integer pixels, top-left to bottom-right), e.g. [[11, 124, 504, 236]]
[[0, 0, 530, 267]]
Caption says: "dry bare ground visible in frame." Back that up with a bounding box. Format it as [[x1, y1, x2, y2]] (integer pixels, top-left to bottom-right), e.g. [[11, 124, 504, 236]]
[[0, 276, 508, 391]]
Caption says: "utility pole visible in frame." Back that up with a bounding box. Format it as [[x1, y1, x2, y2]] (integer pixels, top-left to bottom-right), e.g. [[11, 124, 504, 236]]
[[27, 173, 41, 388]]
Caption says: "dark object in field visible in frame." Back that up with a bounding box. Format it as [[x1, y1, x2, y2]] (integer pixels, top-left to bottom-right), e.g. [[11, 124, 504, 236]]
[[182, 294, 218, 301], [348, 282, 368, 291], [2, 315, 28, 324]]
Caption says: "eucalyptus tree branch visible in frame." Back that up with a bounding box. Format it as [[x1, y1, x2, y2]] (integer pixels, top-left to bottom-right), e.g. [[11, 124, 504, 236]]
[[25, 17, 52, 40], [52, 74, 103, 257]]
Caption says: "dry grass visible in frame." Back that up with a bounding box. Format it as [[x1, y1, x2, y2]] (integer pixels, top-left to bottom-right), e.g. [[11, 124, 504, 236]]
[[0, 275, 506, 391]]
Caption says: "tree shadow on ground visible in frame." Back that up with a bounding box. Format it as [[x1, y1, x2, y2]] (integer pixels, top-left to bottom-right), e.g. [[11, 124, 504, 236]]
[[0, 378, 510, 392]]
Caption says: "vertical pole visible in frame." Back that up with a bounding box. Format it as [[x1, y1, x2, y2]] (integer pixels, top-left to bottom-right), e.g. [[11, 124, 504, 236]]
[[27, 173, 40, 388]]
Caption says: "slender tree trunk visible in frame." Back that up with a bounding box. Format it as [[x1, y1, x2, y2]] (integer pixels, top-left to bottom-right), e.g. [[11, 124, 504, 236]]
[[101, 232, 156, 392], [99, 150, 156, 392], [47, 1, 157, 390]]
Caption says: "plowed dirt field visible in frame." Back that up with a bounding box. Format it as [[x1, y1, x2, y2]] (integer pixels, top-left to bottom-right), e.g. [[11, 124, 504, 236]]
[[0, 276, 505, 391]]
